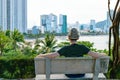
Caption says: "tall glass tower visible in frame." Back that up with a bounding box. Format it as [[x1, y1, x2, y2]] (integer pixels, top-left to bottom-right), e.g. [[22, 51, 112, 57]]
[[59, 14, 67, 34], [0, 0, 27, 33]]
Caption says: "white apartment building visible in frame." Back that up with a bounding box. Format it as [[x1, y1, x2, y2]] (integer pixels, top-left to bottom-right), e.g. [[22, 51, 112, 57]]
[[40, 13, 57, 33], [0, 0, 27, 33]]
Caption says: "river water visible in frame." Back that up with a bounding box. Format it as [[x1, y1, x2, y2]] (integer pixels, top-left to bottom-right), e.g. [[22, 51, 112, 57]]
[[25, 35, 112, 50], [55, 35, 111, 50]]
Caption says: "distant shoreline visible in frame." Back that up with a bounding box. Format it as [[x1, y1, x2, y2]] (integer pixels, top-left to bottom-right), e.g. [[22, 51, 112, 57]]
[[25, 34, 109, 39]]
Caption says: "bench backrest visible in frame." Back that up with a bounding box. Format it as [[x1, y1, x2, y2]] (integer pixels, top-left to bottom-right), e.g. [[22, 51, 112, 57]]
[[34, 57, 109, 80]]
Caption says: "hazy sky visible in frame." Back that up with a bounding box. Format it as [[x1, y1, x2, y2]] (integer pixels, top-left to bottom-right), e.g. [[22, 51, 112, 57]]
[[27, 0, 116, 28]]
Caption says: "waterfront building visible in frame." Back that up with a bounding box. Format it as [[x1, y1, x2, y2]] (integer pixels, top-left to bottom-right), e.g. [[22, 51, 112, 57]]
[[49, 13, 57, 32], [45, 15, 51, 32], [40, 13, 57, 33], [40, 26, 45, 34], [79, 24, 89, 30], [32, 26, 40, 34], [0, 0, 27, 33], [27, 29, 32, 34], [56, 25, 61, 33], [75, 21, 80, 32], [59, 14, 67, 34], [106, 10, 113, 33], [95, 20, 106, 32], [40, 15, 47, 32], [90, 19, 96, 31], [80, 25, 84, 30], [68, 22, 80, 33]]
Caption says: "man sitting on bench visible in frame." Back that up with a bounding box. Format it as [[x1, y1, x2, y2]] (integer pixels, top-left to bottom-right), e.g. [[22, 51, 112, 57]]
[[37, 28, 106, 78]]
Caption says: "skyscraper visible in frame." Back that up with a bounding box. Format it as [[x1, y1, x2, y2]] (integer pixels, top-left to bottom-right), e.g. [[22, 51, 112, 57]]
[[41, 15, 47, 32], [0, 0, 7, 30], [40, 13, 57, 33], [59, 14, 67, 34], [0, 0, 27, 33], [49, 13, 57, 32], [90, 19, 96, 31]]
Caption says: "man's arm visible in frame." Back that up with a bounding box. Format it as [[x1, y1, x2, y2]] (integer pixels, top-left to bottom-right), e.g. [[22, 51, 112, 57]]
[[36, 52, 60, 59], [88, 51, 107, 58]]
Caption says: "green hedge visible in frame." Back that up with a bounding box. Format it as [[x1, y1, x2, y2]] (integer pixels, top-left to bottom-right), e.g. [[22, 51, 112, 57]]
[[0, 57, 35, 79]]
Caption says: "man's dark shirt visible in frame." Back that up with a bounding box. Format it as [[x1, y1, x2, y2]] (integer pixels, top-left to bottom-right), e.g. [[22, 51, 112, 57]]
[[58, 44, 90, 57]]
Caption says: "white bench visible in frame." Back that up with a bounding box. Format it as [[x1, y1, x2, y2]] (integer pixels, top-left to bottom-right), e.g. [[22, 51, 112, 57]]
[[34, 56, 109, 80]]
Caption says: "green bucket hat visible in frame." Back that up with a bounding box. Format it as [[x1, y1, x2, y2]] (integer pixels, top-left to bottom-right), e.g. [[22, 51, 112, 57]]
[[68, 28, 79, 39]]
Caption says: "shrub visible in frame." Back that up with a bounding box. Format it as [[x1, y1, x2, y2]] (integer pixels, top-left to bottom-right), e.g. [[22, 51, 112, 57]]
[[57, 41, 94, 49], [0, 56, 35, 79]]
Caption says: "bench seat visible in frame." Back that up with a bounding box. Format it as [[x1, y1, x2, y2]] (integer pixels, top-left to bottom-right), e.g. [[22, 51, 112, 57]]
[[34, 57, 109, 80]]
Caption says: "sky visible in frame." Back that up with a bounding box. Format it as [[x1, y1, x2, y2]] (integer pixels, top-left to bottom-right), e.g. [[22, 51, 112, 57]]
[[27, 0, 116, 29]]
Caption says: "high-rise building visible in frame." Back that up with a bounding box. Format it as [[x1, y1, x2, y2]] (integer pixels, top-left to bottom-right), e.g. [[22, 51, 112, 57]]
[[59, 14, 67, 34], [49, 13, 57, 32], [40, 15, 47, 32], [105, 10, 113, 33], [90, 19, 96, 31], [0, 0, 27, 33], [40, 13, 57, 33], [0, 0, 7, 30], [32, 26, 40, 34]]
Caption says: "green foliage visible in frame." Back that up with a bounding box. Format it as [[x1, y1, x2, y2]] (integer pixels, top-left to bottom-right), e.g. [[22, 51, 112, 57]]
[[11, 29, 24, 50], [0, 31, 10, 56], [11, 29, 24, 42], [3, 49, 23, 58], [4, 29, 25, 51], [22, 46, 33, 55], [3, 42, 14, 53], [22, 46, 38, 57], [39, 33, 57, 54], [0, 57, 35, 79], [77, 41, 94, 49], [105, 59, 120, 79], [57, 41, 70, 47], [5, 30, 11, 38], [35, 38, 41, 46], [0, 29, 26, 56], [57, 41, 94, 49]]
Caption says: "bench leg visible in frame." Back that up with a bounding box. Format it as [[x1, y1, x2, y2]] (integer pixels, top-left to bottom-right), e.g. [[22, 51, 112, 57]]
[[93, 59, 100, 80], [46, 58, 51, 80], [46, 74, 50, 80], [93, 73, 99, 80]]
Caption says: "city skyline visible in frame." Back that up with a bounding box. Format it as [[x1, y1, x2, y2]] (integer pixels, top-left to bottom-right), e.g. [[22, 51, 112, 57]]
[[27, 0, 116, 29]]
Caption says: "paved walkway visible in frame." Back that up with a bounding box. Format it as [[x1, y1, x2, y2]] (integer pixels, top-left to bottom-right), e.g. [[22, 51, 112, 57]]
[[35, 73, 106, 80], [0, 73, 106, 80]]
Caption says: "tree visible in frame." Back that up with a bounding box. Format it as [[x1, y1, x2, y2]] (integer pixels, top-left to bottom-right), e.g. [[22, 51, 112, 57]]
[[10, 29, 24, 50], [39, 33, 57, 54], [0, 30, 10, 56], [108, 0, 120, 78], [5, 30, 11, 38]]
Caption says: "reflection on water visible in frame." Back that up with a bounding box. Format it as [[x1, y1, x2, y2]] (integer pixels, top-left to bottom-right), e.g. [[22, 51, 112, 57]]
[[55, 35, 111, 50]]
